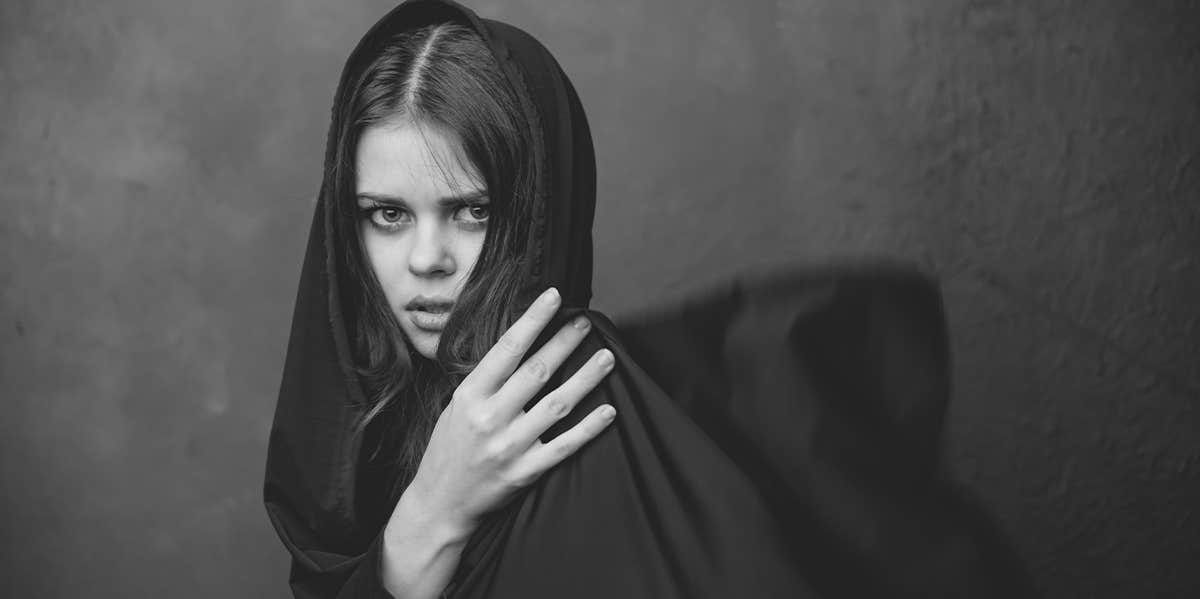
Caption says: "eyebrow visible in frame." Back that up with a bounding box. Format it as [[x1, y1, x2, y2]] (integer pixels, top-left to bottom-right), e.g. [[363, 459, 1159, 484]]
[[356, 191, 489, 206]]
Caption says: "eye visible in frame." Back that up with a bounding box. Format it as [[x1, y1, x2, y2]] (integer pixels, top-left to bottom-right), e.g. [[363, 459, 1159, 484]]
[[376, 207, 404, 223], [456, 203, 490, 225], [361, 205, 413, 231]]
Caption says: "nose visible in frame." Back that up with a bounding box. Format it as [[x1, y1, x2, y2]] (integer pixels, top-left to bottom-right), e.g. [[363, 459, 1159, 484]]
[[407, 221, 456, 278]]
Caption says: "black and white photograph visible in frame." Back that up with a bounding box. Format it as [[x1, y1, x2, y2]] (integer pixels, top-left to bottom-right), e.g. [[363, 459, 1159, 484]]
[[2, 0, 1197, 597]]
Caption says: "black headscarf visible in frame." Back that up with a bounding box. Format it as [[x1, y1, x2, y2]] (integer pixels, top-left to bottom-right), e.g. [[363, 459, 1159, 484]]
[[264, 1, 1035, 597]]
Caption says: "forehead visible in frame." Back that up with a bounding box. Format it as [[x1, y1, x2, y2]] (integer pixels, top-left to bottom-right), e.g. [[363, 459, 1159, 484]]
[[355, 120, 484, 197]]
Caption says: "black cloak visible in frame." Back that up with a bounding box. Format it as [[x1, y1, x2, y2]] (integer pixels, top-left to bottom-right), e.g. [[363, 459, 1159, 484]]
[[264, 0, 1035, 596]]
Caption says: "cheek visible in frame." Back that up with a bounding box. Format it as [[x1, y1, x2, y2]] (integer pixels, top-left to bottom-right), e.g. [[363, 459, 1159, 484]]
[[361, 232, 407, 297], [458, 233, 486, 275]]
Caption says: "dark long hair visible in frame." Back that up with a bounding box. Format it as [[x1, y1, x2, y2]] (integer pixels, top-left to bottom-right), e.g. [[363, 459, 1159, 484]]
[[329, 21, 538, 498]]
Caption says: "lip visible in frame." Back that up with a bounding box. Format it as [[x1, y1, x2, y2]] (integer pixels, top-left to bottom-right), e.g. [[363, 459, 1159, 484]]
[[404, 295, 455, 332], [407, 309, 450, 332], [405, 295, 455, 312]]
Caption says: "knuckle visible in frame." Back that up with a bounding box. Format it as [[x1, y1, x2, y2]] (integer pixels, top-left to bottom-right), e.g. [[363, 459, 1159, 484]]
[[524, 357, 549, 382], [467, 409, 498, 433], [553, 440, 575, 461], [544, 395, 571, 419], [496, 332, 521, 354], [506, 468, 537, 489], [485, 439, 516, 461], [476, 450, 504, 469]]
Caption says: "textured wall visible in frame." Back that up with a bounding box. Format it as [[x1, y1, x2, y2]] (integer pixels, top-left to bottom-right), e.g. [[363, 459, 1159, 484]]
[[2, 0, 1196, 597]]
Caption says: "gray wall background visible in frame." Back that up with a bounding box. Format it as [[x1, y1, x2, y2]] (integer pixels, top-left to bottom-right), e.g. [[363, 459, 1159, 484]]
[[2, 0, 1197, 596]]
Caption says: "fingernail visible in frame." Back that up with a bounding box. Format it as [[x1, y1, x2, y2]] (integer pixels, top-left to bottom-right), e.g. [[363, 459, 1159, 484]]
[[541, 287, 560, 306], [601, 405, 616, 419], [573, 316, 590, 330], [597, 349, 614, 367]]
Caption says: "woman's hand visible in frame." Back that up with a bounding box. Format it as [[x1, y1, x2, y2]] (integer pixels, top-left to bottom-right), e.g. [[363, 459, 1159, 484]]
[[380, 287, 613, 597], [402, 286, 617, 535]]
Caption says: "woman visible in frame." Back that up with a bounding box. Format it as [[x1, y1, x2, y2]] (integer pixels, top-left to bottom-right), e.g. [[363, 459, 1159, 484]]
[[265, 0, 1035, 597]]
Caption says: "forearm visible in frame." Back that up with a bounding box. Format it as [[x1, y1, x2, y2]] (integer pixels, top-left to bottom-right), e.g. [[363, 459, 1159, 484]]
[[380, 489, 473, 599]]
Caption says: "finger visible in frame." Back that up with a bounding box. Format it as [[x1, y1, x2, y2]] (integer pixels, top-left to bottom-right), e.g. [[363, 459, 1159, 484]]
[[507, 347, 613, 441], [517, 403, 617, 475], [492, 316, 599, 413], [462, 287, 560, 395]]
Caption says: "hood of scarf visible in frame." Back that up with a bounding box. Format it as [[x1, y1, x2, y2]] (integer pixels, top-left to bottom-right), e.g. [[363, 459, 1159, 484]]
[[265, 0, 595, 553]]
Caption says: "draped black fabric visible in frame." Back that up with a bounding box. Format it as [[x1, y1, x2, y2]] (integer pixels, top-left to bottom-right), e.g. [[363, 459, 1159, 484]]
[[263, 1, 1035, 597]]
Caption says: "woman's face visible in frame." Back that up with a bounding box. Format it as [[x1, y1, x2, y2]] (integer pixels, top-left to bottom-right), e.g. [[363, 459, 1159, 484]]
[[355, 119, 489, 360]]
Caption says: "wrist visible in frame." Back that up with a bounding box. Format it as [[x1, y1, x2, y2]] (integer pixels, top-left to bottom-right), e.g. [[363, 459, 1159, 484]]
[[389, 486, 474, 548], [380, 490, 475, 597]]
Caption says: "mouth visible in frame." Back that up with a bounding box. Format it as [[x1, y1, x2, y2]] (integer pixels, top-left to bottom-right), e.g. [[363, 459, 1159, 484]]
[[404, 296, 455, 332]]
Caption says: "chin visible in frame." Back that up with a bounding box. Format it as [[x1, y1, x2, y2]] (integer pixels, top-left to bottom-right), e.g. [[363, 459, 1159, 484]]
[[402, 324, 441, 360], [413, 342, 439, 360]]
